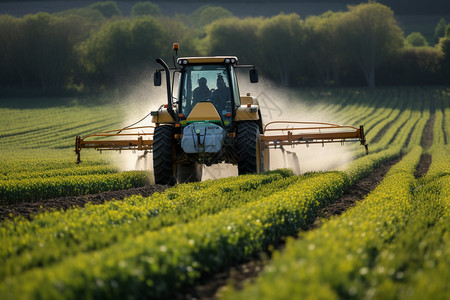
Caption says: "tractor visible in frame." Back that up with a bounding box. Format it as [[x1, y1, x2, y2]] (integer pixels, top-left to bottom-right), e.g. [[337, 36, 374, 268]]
[[75, 43, 368, 185]]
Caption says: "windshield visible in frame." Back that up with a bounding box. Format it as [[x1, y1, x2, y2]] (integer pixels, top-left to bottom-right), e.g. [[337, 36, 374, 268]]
[[180, 64, 233, 119]]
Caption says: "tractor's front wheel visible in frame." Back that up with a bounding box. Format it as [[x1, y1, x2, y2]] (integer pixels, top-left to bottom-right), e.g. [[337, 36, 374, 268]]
[[236, 121, 264, 175], [153, 125, 176, 185]]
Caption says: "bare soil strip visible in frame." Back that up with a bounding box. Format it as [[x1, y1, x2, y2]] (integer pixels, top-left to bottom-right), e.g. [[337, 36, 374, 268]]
[[415, 154, 432, 178], [414, 108, 434, 179], [308, 158, 402, 230], [421, 114, 434, 149], [0, 184, 168, 221]]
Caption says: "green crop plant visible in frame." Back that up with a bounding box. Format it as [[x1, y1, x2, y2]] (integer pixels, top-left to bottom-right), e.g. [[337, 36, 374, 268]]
[[222, 146, 422, 300], [0, 170, 296, 279], [0, 87, 448, 299], [0, 142, 415, 299], [0, 170, 150, 205]]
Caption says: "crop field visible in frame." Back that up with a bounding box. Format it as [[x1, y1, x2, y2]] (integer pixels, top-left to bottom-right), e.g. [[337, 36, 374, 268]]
[[0, 86, 449, 299]]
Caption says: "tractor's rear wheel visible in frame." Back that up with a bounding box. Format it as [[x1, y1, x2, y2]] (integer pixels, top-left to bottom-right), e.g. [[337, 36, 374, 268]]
[[177, 162, 203, 183], [153, 125, 176, 185], [236, 121, 264, 175]]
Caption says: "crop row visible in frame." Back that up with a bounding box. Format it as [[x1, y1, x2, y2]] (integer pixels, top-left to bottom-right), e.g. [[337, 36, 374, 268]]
[[1, 120, 121, 149], [348, 97, 424, 161], [0, 165, 120, 181], [223, 146, 423, 299], [0, 173, 347, 299], [0, 105, 123, 149], [361, 175, 449, 299], [0, 104, 120, 133], [222, 96, 449, 299], [331, 125, 449, 299], [0, 170, 150, 205], [0, 139, 406, 299], [0, 149, 113, 175], [0, 148, 130, 204], [0, 170, 296, 279]]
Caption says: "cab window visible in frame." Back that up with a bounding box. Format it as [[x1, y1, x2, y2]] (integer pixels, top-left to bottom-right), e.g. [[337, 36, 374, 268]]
[[180, 65, 232, 118]]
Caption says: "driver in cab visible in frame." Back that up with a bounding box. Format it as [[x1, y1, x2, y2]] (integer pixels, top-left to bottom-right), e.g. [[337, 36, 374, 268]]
[[210, 75, 231, 115], [193, 77, 210, 101]]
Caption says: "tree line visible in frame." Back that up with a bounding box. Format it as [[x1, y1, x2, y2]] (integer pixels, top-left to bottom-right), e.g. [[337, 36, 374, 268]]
[[0, 1, 449, 93]]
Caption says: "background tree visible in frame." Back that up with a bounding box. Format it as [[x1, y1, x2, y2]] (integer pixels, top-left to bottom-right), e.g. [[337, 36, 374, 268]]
[[2, 2, 449, 93], [0, 15, 21, 87], [89, 1, 122, 18], [156, 16, 197, 59], [131, 2, 161, 17], [203, 17, 262, 63], [434, 18, 447, 44], [437, 24, 450, 81], [257, 13, 308, 86], [405, 32, 429, 47], [78, 16, 165, 90], [0, 13, 87, 90], [185, 5, 233, 28], [379, 47, 443, 85], [55, 7, 105, 23], [305, 11, 347, 86], [341, 3, 404, 88]]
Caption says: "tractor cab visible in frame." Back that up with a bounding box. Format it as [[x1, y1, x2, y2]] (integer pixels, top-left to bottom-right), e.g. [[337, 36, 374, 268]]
[[152, 55, 259, 130], [177, 58, 241, 128], [173, 57, 254, 159]]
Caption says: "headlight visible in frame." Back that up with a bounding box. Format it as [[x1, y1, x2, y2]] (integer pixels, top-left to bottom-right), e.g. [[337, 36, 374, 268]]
[[183, 59, 188, 65], [225, 58, 231, 64], [230, 58, 236, 64]]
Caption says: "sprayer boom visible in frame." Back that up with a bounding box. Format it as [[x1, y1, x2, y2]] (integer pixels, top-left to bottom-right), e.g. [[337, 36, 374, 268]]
[[261, 121, 368, 152], [75, 121, 368, 163], [75, 126, 154, 163]]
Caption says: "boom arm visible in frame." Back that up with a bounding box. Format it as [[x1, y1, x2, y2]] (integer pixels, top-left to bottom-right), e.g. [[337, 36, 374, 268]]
[[75, 126, 154, 163], [260, 121, 368, 153]]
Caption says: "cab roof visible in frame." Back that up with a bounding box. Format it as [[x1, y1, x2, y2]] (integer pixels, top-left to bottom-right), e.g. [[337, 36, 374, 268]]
[[177, 56, 239, 65]]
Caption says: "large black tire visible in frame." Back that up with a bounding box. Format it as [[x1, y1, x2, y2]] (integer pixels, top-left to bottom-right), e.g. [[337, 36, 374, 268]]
[[153, 125, 176, 185], [236, 121, 264, 175], [177, 162, 203, 183]]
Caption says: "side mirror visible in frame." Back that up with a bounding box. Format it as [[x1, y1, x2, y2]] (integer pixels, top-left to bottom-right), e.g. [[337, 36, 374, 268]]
[[154, 71, 161, 86], [249, 68, 258, 83]]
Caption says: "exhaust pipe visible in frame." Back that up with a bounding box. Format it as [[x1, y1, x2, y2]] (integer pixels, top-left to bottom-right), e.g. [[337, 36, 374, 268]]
[[156, 58, 177, 121]]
